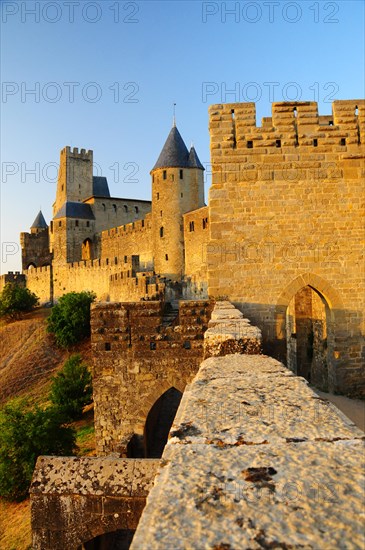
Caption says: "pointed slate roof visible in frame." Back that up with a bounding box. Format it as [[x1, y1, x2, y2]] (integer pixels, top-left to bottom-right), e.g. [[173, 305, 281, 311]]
[[153, 126, 190, 170], [188, 146, 204, 170], [31, 210, 48, 229]]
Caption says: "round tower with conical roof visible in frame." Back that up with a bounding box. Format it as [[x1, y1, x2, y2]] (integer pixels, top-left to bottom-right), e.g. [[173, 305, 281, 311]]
[[151, 124, 205, 279]]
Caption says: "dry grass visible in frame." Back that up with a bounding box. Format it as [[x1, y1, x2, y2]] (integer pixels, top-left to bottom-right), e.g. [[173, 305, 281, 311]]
[[0, 309, 95, 549]]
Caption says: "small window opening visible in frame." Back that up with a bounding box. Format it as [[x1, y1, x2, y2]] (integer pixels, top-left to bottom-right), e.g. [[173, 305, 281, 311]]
[[231, 109, 236, 148], [114, 257, 118, 265], [355, 106, 358, 116], [124, 205, 128, 212], [247, 140, 253, 149], [113, 204, 117, 212], [293, 107, 297, 118], [163, 170, 167, 180], [86, 221, 90, 227], [105, 343, 111, 351], [142, 219, 145, 227], [340, 138, 346, 146], [276, 139, 281, 148], [313, 139, 318, 147], [329, 121, 333, 126], [102, 203, 106, 211], [58, 221, 62, 227], [181, 192, 183, 198], [160, 210, 163, 217], [106, 258, 109, 265], [135, 206, 139, 213], [124, 255, 127, 263], [160, 227, 164, 238], [180, 169, 183, 179], [189, 221, 195, 232], [150, 342, 156, 350], [75, 220, 79, 227], [165, 254, 168, 261], [61, 185, 64, 192], [157, 192, 159, 200]]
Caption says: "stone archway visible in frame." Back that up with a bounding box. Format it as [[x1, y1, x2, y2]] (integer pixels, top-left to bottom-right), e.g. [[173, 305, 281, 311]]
[[275, 274, 343, 392], [286, 286, 329, 390], [82, 238, 93, 261], [143, 387, 183, 458]]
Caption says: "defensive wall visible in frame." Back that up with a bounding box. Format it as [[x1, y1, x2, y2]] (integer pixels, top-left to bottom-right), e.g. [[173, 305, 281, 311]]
[[31, 301, 365, 549], [0, 271, 26, 294], [91, 300, 214, 456], [132, 302, 365, 550], [207, 99, 365, 397]]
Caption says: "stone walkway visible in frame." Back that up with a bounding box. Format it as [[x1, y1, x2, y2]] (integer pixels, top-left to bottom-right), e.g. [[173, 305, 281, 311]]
[[313, 389, 365, 432]]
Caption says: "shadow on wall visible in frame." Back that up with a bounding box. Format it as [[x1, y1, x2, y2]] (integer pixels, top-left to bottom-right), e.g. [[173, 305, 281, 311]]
[[127, 387, 183, 459], [231, 279, 364, 398]]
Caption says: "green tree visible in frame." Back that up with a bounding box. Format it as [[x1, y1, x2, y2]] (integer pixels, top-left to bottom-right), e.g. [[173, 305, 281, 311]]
[[0, 283, 39, 319], [0, 400, 75, 501], [47, 291, 96, 347], [49, 354, 93, 420]]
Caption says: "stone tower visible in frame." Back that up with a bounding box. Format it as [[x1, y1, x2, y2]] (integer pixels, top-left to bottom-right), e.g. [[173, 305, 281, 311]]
[[151, 124, 205, 279], [53, 147, 94, 216], [20, 210, 52, 270], [51, 147, 96, 264]]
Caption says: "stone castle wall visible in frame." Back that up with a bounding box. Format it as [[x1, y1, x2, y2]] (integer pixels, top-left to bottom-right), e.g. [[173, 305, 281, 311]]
[[183, 205, 210, 297], [207, 99, 365, 396], [91, 300, 213, 456]]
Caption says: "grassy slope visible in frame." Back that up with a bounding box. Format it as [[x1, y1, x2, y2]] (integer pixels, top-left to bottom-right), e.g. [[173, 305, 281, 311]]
[[0, 309, 95, 550]]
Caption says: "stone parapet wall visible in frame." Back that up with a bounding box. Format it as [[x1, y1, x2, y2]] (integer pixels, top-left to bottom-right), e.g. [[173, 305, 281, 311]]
[[131, 353, 365, 549], [204, 300, 262, 357], [30, 456, 159, 550]]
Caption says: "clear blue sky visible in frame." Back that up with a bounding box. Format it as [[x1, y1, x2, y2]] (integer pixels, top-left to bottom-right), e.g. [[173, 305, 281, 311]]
[[1, 0, 364, 273]]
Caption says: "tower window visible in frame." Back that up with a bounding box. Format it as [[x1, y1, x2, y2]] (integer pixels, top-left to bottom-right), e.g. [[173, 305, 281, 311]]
[[163, 170, 167, 180], [102, 203, 106, 211], [181, 193, 183, 198], [58, 221, 62, 227], [160, 227, 164, 238], [124, 255, 127, 263], [189, 221, 195, 232], [160, 210, 163, 217], [105, 343, 111, 351], [340, 138, 346, 146], [106, 258, 109, 265], [113, 204, 117, 212], [180, 169, 183, 179], [115, 257, 118, 265], [276, 139, 281, 148], [87, 221, 90, 227], [75, 220, 79, 227], [124, 205, 128, 212], [165, 254, 168, 261], [313, 139, 318, 147], [142, 219, 145, 227], [247, 140, 253, 149], [203, 218, 208, 229], [135, 206, 139, 213], [61, 185, 64, 191]]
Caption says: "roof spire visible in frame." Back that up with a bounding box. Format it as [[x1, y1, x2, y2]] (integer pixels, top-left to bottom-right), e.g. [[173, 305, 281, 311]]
[[173, 103, 176, 127]]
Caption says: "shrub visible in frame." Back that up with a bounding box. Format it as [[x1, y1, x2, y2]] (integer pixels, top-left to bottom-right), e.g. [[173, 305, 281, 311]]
[[0, 400, 76, 501], [0, 283, 39, 319], [49, 355, 93, 420], [47, 291, 96, 347]]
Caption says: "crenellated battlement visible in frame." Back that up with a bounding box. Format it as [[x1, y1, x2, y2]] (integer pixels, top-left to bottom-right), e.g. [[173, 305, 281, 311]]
[[209, 100, 365, 151], [61, 146, 93, 160]]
